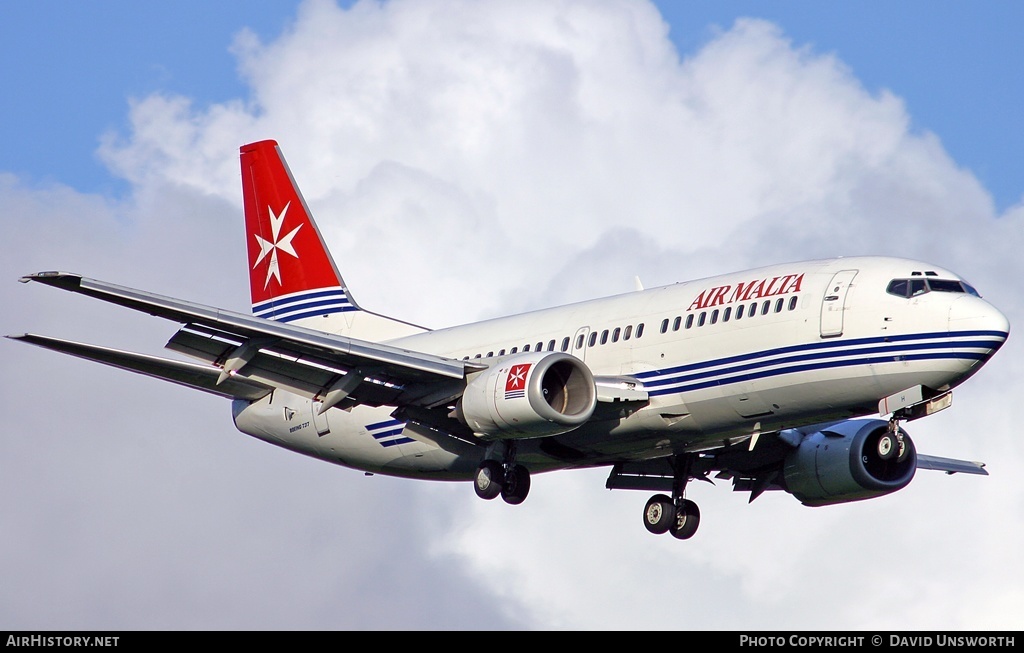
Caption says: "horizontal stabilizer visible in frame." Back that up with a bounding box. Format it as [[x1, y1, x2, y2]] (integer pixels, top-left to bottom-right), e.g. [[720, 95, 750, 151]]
[[916, 454, 988, 476], [7, 333, 273, 401]]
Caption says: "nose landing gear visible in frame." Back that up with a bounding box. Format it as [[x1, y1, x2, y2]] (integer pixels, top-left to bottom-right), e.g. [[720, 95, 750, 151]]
[[877, 417, 909, 462]]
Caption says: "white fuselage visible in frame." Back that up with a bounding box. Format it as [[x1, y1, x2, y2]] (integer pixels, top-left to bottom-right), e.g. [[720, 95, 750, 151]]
[[231, 256, 1009, 480]]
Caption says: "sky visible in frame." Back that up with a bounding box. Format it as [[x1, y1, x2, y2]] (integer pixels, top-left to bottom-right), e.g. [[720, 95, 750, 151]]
[[1, 0, 1022, 631]]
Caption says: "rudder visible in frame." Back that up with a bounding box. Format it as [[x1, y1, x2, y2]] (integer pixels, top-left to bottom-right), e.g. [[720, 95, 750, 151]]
[[240, 140, 424, 340]]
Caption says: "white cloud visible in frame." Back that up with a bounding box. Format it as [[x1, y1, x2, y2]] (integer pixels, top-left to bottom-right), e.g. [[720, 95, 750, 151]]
[[3, 0, 1021, 630]]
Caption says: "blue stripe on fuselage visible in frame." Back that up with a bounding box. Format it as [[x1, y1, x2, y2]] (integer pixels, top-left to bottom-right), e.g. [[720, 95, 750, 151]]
[[634, 330, 1006, 397]]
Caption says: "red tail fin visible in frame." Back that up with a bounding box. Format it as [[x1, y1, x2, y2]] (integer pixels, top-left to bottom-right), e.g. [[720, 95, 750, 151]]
[[240, 140, 353, 322]]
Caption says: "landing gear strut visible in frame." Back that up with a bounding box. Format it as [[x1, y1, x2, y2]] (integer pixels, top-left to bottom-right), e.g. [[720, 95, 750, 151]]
[[473, 442, 531, 505], [642, 455, 701, 540], [879, 417, 908, 462]]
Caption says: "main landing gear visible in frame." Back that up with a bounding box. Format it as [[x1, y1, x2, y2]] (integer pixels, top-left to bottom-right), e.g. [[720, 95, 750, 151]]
[[474, 443, 531, 505], [642, 455, 701, 540]]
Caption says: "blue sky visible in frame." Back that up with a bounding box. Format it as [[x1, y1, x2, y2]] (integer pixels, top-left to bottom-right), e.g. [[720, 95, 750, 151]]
[[662, 1, 1024, 212], [2, 1, 1022, 210]]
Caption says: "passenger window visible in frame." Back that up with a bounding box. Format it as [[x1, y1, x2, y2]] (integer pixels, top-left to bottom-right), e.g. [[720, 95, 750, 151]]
[[761, 300, 770, 316], [547, 339, 555, 351], [511, 347, 518, 354], [523, 344, 531, 352], [623, 325, 632, 340], [499, 349, 506, 356], [698, 312, 706, 327], [588, 332, 597, 347], [672, 316, 681, 331], [561, 337, 570, 352], [576, 335, 584, 350], [600, 330, 609, 345], [660, 318, 669, 334], [486, 351, 493, 358], [636, 323, 645, 338], [537, 342, 543, 352], [612, 327, 620, 342], [735, 304, 744, 320], [788, 296, 798, 311], [685, 314, 694, 329], [774, 298, 784, 313], [723, 307, 731, 322], [710, 309, 719, 324]]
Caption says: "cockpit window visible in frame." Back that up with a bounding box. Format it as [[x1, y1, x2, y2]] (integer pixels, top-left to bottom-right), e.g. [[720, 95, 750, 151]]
[[886, 278, 980, 298], [887, 279, 908, 297], [961, 281, 981, 297], [928, 279, 968, 293]]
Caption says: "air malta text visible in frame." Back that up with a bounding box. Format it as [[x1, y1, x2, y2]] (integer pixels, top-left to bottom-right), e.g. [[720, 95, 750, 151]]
[[688, 273, 804, 312]]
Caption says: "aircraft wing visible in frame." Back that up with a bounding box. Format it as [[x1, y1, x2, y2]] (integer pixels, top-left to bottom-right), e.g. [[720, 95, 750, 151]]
[[915, 454, 988, 475], [606, 429, 989, 502], [19, 272, 486, 410]]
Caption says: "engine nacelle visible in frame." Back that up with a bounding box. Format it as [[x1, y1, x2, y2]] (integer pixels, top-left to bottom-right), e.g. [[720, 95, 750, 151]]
[[782, 419, 917, 506], [455, 351, 597, 439]]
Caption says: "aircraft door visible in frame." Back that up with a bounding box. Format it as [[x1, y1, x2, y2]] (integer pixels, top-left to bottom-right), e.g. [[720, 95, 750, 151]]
[[819, 270, 858, 338], [572, 327, 591, 362], [312, 401, 331, 436]]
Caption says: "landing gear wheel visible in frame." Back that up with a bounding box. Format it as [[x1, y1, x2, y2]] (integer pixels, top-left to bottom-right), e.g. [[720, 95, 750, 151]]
[[669, 499, 700, 540], [877, 430, 898, 461], [474, 460, 503, 500], [643, 494, 675, 535], [895, 433, 909, 463], [501, 465, 531, 505]]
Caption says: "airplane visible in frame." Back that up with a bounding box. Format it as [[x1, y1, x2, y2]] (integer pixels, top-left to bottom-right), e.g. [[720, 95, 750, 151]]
[[9, 139, 1010, 540]]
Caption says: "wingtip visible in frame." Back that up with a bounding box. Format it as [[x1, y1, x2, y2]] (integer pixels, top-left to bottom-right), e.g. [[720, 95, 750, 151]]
[[6, 334, 50, 351], [21, 270, 64, 280], [18, 271, 83, 290]]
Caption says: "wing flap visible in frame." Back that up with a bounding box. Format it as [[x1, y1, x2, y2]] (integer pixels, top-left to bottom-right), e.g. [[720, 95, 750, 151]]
[[8, 333, 272, 401], [164, 325, 240, 365], [165, 324, 420, 406]]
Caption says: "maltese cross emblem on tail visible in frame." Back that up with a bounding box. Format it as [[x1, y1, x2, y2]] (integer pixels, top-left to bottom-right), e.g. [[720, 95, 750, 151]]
[[253, 202, 303, 289]]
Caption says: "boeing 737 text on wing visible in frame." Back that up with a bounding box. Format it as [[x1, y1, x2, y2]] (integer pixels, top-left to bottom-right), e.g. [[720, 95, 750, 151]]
[[9, 140, 1010, 540]]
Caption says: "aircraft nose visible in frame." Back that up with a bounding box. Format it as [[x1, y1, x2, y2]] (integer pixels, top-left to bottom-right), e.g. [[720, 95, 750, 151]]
[[948, 295, 1010, 354]]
